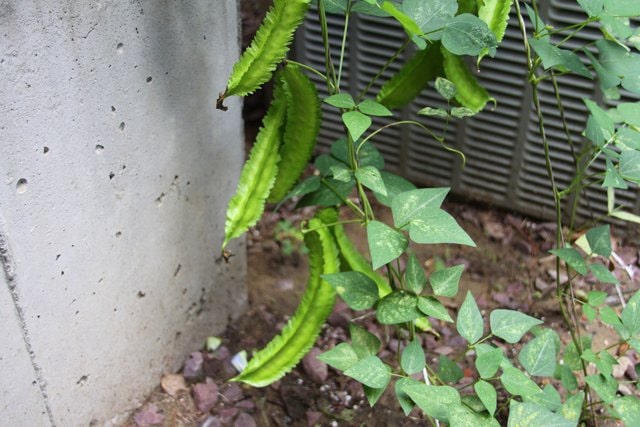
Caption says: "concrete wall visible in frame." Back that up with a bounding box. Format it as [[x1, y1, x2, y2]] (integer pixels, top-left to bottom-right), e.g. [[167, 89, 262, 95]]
[[0, 1, 246, 425]]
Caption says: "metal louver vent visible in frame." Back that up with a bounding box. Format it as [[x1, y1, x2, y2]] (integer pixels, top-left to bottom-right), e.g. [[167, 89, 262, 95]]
[[294, 1, 640, 224]]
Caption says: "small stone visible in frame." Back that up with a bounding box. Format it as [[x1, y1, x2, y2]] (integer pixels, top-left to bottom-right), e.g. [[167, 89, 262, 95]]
[[184, 351, 205, 380], [218, 407, 239, 424], [234, 412, 256, 427], [303, 348, 328, 384], [613, 356, 634, 379], [199, 415, 222, 427], [235, 399, 255, 410], [160, 373, 187, 397], [193, 381, 219, 412], [306, 410, 322, 427], [134, 404, 164, 426], [220, 382, 244, 403]]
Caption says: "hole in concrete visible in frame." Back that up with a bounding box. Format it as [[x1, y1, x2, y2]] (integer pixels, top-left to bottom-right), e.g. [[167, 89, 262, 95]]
[[56, 254, 61, 260], [43, 146, 49, 154], [137, 291, 146, 298], [109, 172, 115, 180], [174, 264, 182, 277], [119, 122, 125, 132], [111, 106, 116, 112], [95, 144, 104, 154], [146, 76, 152, 83], [16, 178, 28, 193], [116, 43, 124, 54], [115, 231, 122, 237]]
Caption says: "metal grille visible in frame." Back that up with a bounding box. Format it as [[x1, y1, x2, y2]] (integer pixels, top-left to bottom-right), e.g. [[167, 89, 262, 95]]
[[294, 1, 640, 224]]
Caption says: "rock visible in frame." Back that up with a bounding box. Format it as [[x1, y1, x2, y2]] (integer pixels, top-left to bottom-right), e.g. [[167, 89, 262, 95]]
[[235, 399, 255, 410], [134, 404, 164, 426], [199, 415, 222, 427], [613, 356, 634, 379], [302, 348, 328, 384], [160, 373, 187, 397], [220, 382, 244, 404], [184, 351, 205, 380], [193, 380, 219, 412], [234, 412, 257, 427], [306, 410, 322, 426], [218, 407, 240, 424]]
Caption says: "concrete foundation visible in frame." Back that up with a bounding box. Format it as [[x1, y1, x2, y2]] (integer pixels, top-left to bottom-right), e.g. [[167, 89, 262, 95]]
[[0, 1, 246, 425]]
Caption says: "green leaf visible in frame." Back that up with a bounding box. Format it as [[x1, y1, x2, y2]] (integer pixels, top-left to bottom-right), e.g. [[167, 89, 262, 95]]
[[563, 337, 592, 371], [418, 106, 449, 117], [430, 264, 464, 297], [603, 159, 628, 190], [529, 38, 591, 78], [585, 374, 617, 403], [232, 220, 338, 386], [297, 177, 355, 207], [377, 291, 422, 324], [613, 396, 640, 425], [358, 142, 385, 169], [603, 1, 640, 16], [451, 107, 477, 118], [438, 354, 463, 383], [500, 366, 542, 397], [507, 401, 575, 427], [589, 263, 619, 284], [583, 304, 597, 321], [596, 39, 640, 94], [418, 296, 454, 322], [490, 309, 542, 344], [344, 355, 391, 388], [317, 343, 359, 371], [409, 209, 476, 246], [350, 323, 381, 358], [391, 188, 450, 227], [578, 0, 603, 17], [561, 391, 584, 423], [518, 329, 557, 376], [450, 404, 501, 427], [329, 165, 352, 182], [524, 384, 561, 412], [373, 172, 417, 207], [277, 176, 321, 207], [584, 99, 615, 147], [476, 346, 503, 378], [381, 1, 424, 38], [405, 253, 427, 294], [342, 111, 371, 142], [560, 365, 578, 391], [622, 290, 640, 336], [358, 99, 393, 116], [403, 0, 457, 39], [395, 378, 418, 415], [355, 166, 387, 196], [618, 103, 640, 127], [550, 248, 588, 275], [404, 383, 461, 422], [401, 339, 426, 375], [324, 93, 355, 109], [442, 14, 498, 57], [474, 380, 497, 416], [323, 0, 348, 13], [586, 225, 611, 257], [364, 384, 387, 406], [322, 272, 379, 311], [435, 77, 457, 100], [366, 220, 408, 269], [457, 291, 484, 344], [620, 150, 640, 184], [588, 290, 608, 307], [223, 82, 286, 248]]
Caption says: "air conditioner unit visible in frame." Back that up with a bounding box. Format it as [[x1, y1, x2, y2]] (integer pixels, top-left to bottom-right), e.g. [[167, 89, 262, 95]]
[[293, 0, 640, 227]]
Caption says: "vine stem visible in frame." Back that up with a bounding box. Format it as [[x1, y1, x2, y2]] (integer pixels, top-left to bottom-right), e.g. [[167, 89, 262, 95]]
[[356, 38, 411, 102], [336, 0, 353, 88]]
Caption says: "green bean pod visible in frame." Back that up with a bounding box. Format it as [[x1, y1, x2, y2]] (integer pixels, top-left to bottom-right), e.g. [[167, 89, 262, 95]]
[[442, 47, 495, 113], [268, 64, 321, 203], [232, 214, 339, 387], [217, 0, 310, 110], [222, 79, 287, 249], [376, 43, 443, 110]]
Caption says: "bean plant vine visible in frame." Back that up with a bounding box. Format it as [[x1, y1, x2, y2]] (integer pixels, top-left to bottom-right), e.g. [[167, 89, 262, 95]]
[[217, 0, 640, 425]]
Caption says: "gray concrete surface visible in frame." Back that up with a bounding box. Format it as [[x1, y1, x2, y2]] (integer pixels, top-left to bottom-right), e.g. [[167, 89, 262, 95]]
[[0, 1, 247, 425]]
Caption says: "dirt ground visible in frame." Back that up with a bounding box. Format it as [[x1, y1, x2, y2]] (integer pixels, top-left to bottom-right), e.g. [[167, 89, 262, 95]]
[[122, 190, 640, 426]]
